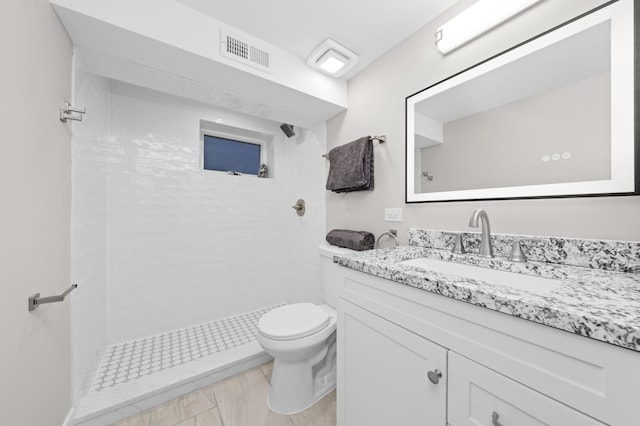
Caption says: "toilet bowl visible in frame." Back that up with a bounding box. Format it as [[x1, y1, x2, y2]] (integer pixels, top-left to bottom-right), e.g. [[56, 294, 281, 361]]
[[256, 244, 351, 414]]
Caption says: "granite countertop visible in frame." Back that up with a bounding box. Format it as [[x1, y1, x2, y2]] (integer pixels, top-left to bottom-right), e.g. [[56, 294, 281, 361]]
[[334, 246, 640, 352]]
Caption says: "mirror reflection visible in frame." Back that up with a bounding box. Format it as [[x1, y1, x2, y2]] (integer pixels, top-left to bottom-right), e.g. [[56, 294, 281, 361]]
[[406, 0, 636, 202]]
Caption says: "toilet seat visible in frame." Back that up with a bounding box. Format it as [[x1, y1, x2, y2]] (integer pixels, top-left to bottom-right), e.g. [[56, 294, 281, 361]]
[[258, 303, 330, 341]]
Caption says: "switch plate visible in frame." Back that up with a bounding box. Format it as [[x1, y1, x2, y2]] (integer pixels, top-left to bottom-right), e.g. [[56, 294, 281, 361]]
[[384, 208, 403, 222]]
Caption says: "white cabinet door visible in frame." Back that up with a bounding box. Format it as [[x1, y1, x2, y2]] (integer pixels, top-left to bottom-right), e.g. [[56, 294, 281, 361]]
[[448, 352, 606, 426], [338, 299, 447, 426]]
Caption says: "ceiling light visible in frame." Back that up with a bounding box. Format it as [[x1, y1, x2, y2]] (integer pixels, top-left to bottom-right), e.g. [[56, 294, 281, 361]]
[[317, 49, 349, 74], [435, 0, 542, 55], [307, 39, 358, 78]]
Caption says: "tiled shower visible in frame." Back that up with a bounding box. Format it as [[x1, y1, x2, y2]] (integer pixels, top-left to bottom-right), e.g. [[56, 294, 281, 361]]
[[70, 53, 327, 419]]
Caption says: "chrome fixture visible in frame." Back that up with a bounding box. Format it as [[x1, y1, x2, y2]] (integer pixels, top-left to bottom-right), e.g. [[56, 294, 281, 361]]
[[509, 237, 535, 262], [444, 232, 466, 254], [492, 411, 504, 426], [291, 199, 305, 216], [375, 229, 399, 249], [322, 135, 386, 159], [28, 284, 77, 312], [427, 369, 443, 384], [59, 101, 86, 122], [258, 164, 268, 178], [468, 209, 494, 258]]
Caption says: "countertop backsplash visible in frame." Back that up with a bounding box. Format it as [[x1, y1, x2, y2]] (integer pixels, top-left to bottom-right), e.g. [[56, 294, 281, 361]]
[[408, 228, 640, 274]]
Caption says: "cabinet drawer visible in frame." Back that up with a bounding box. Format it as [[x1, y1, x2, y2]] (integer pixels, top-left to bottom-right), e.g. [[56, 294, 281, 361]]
[[448, 352, 605, 426]]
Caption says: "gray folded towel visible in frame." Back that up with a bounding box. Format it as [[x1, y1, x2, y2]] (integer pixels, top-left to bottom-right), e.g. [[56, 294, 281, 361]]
[[326, 229, 375, 251], [326, 136, 374, 193]]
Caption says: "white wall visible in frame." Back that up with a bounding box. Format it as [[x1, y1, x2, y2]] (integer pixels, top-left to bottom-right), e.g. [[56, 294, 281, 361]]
[[282, 125, 328, 305], [0, 0, 73, 424], [69, 82, 324, 345], [70, 53, 110, 405], [327, 0, 640, 242]]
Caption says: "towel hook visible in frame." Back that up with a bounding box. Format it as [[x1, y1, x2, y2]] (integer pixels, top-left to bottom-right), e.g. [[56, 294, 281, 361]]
[[60, 101, 86, 122]]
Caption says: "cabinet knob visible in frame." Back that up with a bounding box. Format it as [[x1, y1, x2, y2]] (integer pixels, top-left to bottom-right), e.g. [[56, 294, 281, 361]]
[[492, 411, 504, 426], [427, 369, 442, 384]]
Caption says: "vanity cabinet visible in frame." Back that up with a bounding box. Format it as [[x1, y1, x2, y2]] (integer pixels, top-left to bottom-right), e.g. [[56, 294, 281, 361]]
[[338, 300, 447, 425], [448, 352, 604, 426], [336, 268, 639, 426]]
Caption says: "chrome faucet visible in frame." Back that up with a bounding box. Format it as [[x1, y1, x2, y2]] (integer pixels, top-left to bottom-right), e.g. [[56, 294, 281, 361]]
[[468, 209, 494, 258]]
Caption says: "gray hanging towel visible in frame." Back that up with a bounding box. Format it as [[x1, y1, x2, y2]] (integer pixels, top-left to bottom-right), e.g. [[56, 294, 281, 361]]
[[326, 136, 374, 193], [326, 229, 375, 251]]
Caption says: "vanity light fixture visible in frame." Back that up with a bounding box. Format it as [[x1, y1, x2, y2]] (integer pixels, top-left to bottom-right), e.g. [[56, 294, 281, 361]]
[[307, 39, 358, 78], [435, 0, 542, 55]]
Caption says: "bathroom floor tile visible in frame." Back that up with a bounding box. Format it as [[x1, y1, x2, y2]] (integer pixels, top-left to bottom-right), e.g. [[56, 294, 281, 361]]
[[259, 359, 273, 382], [193, 407, 223, 426], [290, 390, 337, 426], [146, 388, 213, 426], [214, 366, 294, 426], [111, 411, 151, 426], [110, 360, 335, 426]]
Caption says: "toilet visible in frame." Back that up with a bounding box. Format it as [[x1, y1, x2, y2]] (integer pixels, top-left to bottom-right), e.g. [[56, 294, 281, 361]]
[[256, 244, 351, 414]]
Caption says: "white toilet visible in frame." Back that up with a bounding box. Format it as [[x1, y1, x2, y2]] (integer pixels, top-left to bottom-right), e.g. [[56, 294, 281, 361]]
[[256, 244, 351, 414]]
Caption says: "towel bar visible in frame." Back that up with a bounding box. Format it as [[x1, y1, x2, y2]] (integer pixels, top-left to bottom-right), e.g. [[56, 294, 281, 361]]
[[28, 284, 78, 312], [322, 135, 386, 159]]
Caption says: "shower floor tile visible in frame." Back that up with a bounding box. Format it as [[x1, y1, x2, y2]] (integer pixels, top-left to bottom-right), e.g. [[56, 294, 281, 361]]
[[74, 305, 283, 426], [92, 305, 281, 392]]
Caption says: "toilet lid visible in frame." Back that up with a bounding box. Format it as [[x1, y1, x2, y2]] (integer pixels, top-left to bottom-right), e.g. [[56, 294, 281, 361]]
[[258, 303, 330, 341]]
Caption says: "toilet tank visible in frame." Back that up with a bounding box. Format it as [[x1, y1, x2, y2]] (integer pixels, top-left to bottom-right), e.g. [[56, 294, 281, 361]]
[[319, 244, 354, 308]]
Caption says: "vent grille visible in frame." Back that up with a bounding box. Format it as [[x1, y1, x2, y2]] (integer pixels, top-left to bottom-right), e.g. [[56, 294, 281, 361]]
[[221, 30, 273, 74], [250, 45, 270, 68], [226, 35, 249, 60]]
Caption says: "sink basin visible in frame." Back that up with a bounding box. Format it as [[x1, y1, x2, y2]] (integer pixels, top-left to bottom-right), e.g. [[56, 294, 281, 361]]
[[399, 257, 560, 294]]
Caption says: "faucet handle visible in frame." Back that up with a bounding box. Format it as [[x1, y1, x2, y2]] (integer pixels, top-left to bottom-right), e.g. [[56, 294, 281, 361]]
[[444, 232, 466, 254], [509, 237, 535, 262]]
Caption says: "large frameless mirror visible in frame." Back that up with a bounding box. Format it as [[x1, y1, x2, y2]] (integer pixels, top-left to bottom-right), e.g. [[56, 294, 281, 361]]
[[406, 0, 638, 203]]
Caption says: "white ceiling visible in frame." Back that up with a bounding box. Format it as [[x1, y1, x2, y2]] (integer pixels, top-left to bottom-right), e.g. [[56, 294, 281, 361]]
[[175, 0, 460, 79]]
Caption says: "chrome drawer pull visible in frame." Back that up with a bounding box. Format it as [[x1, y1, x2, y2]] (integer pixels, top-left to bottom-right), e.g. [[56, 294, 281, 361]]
[[427, 369, 442, 384], [492, 411, 504, 426]]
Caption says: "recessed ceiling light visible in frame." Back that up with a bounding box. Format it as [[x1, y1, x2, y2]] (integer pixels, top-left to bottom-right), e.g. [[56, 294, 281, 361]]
[[307, 39, 358, 78], [317, 49, 349, 74]]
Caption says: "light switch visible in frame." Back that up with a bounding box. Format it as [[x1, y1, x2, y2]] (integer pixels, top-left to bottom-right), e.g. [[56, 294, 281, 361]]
[[384, 208, 403, 222]]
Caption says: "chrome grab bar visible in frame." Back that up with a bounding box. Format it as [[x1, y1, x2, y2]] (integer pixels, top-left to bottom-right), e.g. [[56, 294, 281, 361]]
[[28, 284, 78, 312]]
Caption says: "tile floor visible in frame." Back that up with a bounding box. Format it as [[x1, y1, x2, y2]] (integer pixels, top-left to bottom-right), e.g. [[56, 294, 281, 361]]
[[93, 305, 282, 391], [111, 361, 336, 426]]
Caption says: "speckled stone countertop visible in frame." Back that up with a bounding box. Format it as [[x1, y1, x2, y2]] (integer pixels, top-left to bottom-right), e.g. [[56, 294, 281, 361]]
[[333, 232, 640, 352]]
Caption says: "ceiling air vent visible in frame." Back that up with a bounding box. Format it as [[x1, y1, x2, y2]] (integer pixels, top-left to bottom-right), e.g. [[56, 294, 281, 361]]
[[220, 30, 273, 74]]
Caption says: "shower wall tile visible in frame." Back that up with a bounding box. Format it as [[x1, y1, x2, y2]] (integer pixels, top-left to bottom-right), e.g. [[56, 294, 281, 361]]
[[282, 125, 328, 305], [71, 54, 110, 405], [105, 84, 326, 343]]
